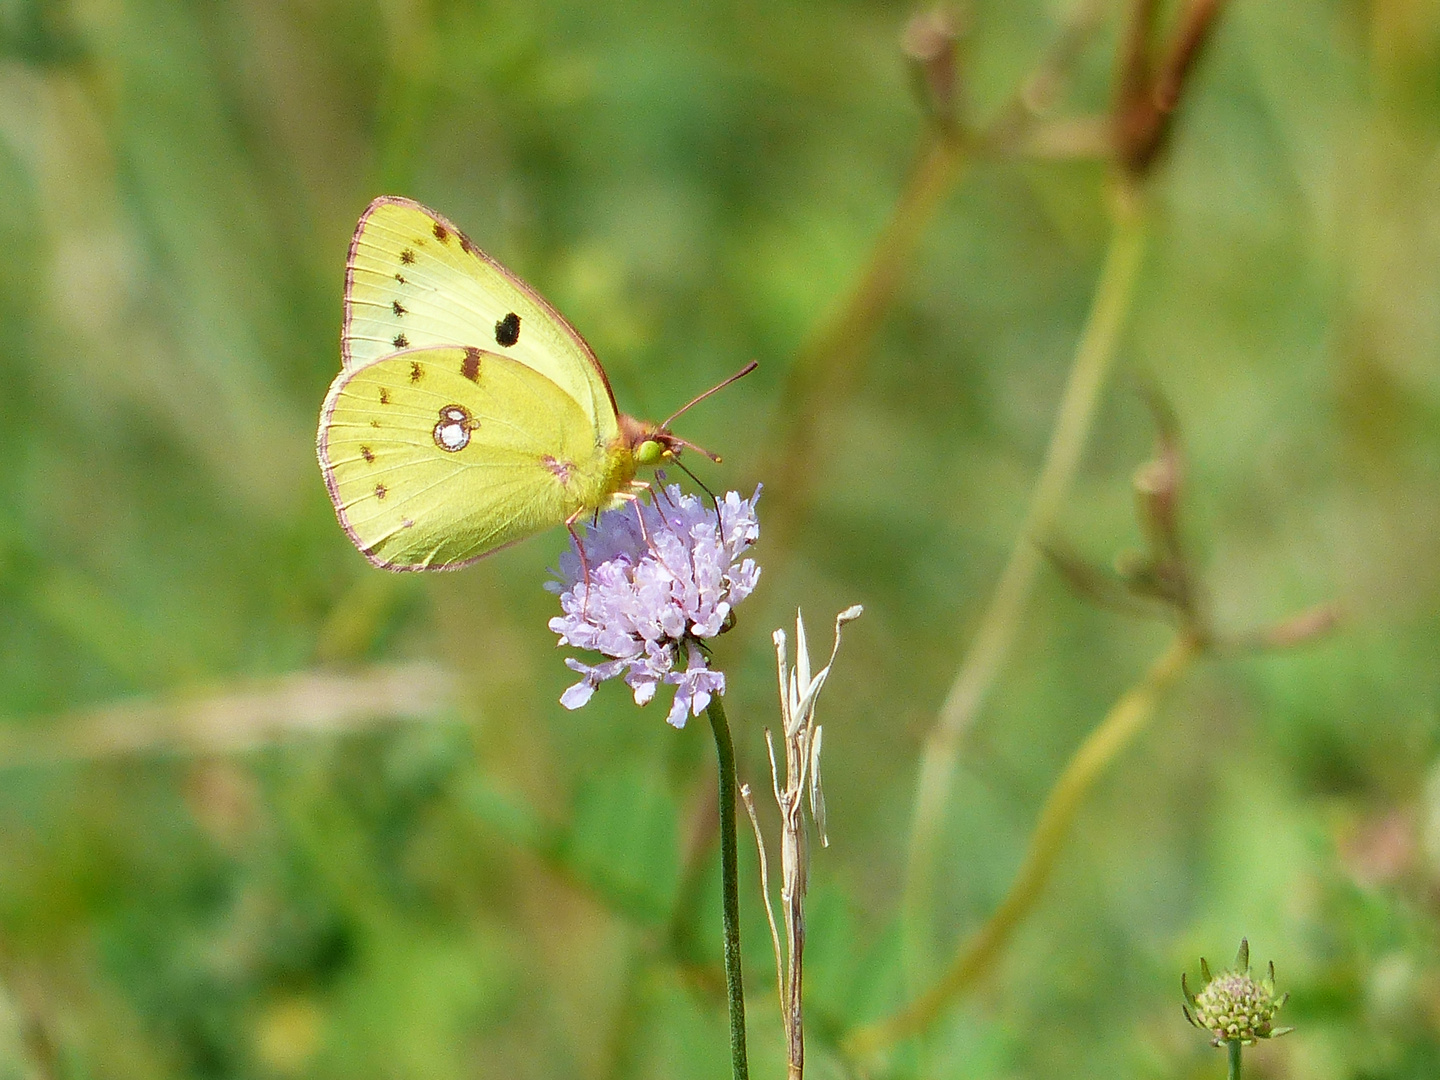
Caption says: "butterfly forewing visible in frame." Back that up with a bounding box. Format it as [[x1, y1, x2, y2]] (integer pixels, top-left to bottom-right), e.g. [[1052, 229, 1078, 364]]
[[343, 197, 619, 447], [319, 347, 629, 570]]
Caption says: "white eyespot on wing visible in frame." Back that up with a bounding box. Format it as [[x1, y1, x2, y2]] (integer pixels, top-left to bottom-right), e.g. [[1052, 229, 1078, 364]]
[[437, 424, 469, 450], [433, 404, 475, 452]]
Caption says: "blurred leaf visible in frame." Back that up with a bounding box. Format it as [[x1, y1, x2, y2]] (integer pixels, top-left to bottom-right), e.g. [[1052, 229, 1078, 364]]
[[565, 763, 680, 926]]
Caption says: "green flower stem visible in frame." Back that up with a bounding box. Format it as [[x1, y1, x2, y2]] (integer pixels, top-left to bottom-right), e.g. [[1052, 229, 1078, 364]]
[[902, 184, 1148, 973], [847, 631, 1197, 1059], [1228, 1039, 1242, 1080], [707, 696, 750, 1080]]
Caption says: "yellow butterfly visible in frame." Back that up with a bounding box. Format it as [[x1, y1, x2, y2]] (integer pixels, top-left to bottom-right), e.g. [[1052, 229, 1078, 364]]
[[317, 196, 751, 571]]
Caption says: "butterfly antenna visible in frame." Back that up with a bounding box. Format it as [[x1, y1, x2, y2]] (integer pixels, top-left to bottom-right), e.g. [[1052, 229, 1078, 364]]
[[659, 360, 759, 432], [672, 455, 719, 509], [669, 434, 723, 463]]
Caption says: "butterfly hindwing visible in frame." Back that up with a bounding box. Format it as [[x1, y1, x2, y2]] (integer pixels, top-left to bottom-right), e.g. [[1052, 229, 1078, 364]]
[[318, 347, 628, 570], [343, 197, 619, 448]]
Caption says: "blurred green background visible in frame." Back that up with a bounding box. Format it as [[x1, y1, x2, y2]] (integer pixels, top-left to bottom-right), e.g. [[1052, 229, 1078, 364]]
[[0, 0, 1437, 1076]]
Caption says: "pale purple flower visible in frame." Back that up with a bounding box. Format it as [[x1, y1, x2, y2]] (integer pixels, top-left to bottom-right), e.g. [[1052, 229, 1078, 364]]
[[548, 484, 762, 727]]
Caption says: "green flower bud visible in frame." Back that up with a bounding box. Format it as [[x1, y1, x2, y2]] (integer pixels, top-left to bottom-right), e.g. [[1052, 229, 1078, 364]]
[[1183, 939, 1294, 1047]]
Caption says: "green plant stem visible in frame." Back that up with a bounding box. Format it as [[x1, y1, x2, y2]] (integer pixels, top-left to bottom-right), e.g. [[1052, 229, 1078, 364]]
[[1228, 1039, 1242, 1080], [848, 631, 1198, 1059], [901, 184, 1148, 973], [707, 696, 750, 1080]]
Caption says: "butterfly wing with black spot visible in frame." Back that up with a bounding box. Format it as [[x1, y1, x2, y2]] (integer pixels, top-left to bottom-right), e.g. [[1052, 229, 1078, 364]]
[[318, 346, 631, 570], [342, 196, 620, 450]]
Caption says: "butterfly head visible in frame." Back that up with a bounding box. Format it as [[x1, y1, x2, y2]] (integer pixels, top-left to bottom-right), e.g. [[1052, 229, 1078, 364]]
[[620, 416, 697, 466], [635, 436, 673, 466]]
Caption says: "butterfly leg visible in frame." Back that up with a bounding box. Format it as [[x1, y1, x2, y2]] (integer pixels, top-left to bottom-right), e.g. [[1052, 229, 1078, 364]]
[[615, 485, 694, 586], [565, 509, 595, 617], [613, 488, 663, 559], [628, 478, 668, 515]]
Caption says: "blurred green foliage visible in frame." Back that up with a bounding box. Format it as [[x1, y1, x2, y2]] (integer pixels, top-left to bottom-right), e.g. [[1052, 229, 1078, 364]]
[[0, 0, 1437, 1077]]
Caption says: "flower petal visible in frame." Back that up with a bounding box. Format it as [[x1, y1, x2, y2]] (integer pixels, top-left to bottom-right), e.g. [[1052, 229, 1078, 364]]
[[548, 484, 758, 722], [560, 680, 597, 710]]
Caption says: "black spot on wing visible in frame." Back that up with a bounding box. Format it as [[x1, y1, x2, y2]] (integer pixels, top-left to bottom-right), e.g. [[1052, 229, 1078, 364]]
[[462, 347, 481, 382], [393, 333, 409, 348], [495, 312, 521, 347], [360, 446, 375, 463], [375, 483, 388, 500], [378, 388, 390, 405], [410, 361, 424, 383], [432, 222, 450, 243], [400, 249, 416, 265], [392, 300, 407, 316], [395, 273, 407, 285]]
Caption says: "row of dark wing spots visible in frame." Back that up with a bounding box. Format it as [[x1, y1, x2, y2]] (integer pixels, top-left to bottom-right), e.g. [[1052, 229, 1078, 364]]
[[410, 361, 424, 383], [393, 233, 427, 352], [393, 241, 413, 351], [393, 224, 478, 376], [495, 312, 521, 347], [433, 223, 477, 256]]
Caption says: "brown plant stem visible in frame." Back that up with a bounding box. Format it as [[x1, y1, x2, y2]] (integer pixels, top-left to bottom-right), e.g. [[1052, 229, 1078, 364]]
[[779, 728, 808, 1080], [847, 632, 1199, 1058], [1114, 0, 1232, 176]]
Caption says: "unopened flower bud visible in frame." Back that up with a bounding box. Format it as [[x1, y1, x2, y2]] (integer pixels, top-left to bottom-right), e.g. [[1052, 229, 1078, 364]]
[[1133, 447, 1181, 554], [1183, 939, 1294, 1046], [901, 6, 963, 131]]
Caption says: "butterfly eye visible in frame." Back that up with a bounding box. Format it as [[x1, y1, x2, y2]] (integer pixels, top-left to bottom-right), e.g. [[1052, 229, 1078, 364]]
[[635, 439, 667, 466]]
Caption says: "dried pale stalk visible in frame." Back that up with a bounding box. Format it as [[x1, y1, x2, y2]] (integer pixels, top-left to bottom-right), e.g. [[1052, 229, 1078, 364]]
[[750, 606, 861, 1080], [0, 662, 455, 768]]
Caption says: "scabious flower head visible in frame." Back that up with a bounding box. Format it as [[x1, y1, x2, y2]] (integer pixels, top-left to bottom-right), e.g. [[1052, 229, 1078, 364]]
[[1183, 939, 1293, 1046], [547, 483, 761, 728]]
